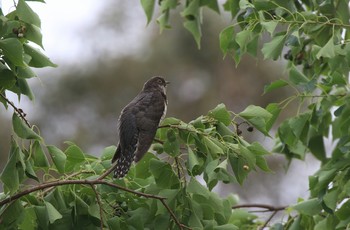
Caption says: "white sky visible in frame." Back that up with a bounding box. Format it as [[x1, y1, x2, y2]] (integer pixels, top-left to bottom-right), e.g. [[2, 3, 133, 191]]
[[1, 0, 149, 64]]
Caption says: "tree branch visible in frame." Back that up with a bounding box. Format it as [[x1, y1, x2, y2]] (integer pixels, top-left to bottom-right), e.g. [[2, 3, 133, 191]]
[[90, 184, 104, 230], [159, 198, 191, 230], [0, 93, 31, 127], [232, 203, 286, 211], [0, 178, 189, 229], [260, 210, 279, 230], [233, 204, 287, 229], [174, 157, 182, 180]]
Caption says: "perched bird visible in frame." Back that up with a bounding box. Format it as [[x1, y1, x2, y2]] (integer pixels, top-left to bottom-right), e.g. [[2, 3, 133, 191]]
[[112, 76, 169, 178]]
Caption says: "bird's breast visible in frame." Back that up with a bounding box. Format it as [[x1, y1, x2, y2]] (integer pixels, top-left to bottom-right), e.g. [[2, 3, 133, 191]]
[[161, 100, 167, 121]]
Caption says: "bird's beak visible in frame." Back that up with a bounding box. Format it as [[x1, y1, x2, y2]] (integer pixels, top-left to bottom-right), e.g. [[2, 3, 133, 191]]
[[165, 81, 170, 85]]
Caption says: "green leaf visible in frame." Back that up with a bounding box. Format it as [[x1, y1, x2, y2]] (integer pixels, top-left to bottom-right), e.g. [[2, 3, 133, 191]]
[[208, 103, 231, 125], [265, 103, 281, 131], [0, 139, 21, 193], [219, 25, 235, 56], [187, 147, 201, 175], [141, 0, 155, 24], [100, 145, 116, 160], [12, 113, 41, 140], [214, 224, 239, 230], [289, 113, 310, 138], [293, 198, 322, 216], [17, 65, 37, 78], [309, 135, 326, 162], [157, 11, 170, 32], [261, 34, 286, 60], [44, 201, 62, 224], [32, 140, 49, 167], [135, 152, 157, 178], [289, 65, 309, 85], [223, 0, 240, 18], [0, 38, 24, 66], [18, 207, 37, 230], [323, 189, 339, 211], [88, 203, 100, 220], [263, 79, 288, 94], [0, 200, 24, 226], [181, 0, 201, 48], [149, 159, 179, 188], [261, 20, 278, 35], [239, 0, 254, 9], [47, 145, 66, 173], [201, 0, 220, 13], [156, 189, 179, 215], [229, 153, 248, 185], [0, 68, 17, 89], [34, 206, 50, 228], [316, 36, 335, 59], [239, 105, 272, 136], [216, 122, 235, 142], [235, 30, 252, 52], [203, 136, 224, 157], [247, 142, 270, 156], [65, 144, 85, 172], [163, 129, 180, 157], [17, 0, 41, 27], [336, 199, 350, 220], [246, 34, 258, 57], [23, 44, 57, 67], [25, 23, 43, 48], [17, 77, 35, 100], [25, 158, 38, 181], [187, 177, 209, 196], [183, 20, 201, 49], [255, 156, 272, 172]]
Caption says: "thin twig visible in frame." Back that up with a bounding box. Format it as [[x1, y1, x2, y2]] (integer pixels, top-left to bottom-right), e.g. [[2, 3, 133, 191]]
[[174, 157, 182, 180], [232, 204, 286, 211], [233, 204, 287, 229], [159, 199, 191, 230], [0, 93, 30, 127], [90, 184, 104, 230], [97, 161, 118, 180], [260, 210, 279, 230], [42, 170, 95, 195]]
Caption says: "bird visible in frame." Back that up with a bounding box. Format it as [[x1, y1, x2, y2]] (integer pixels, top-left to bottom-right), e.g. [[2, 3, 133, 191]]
[[112, 76, 169, 178]]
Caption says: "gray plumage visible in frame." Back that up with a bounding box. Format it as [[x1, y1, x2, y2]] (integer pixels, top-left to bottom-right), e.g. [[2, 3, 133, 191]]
[[112, 76, 169, 178]]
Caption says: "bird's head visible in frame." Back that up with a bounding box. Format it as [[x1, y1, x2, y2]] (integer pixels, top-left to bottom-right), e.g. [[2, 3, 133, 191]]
[[143, 76, 170, 94]]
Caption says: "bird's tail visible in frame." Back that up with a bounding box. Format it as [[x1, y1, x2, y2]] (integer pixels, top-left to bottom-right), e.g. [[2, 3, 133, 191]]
[[112, 145, 136, 178]]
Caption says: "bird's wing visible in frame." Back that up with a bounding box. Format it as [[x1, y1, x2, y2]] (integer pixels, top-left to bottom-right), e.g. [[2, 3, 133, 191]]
[[133, 91, 166, 162], [112, 95, 144, 178]]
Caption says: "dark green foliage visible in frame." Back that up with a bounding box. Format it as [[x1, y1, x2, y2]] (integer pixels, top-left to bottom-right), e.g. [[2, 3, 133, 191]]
[[1, 0, 350, 229]]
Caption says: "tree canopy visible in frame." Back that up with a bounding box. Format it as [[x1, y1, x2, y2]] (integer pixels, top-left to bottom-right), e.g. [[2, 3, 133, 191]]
[[1, 0, 350, 229]]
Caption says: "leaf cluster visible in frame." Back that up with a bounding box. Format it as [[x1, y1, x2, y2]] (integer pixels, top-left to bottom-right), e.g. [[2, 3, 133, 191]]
[[0, 0, 56, 103], [1, 103, 274, 229], [142, 0, 350, 229]]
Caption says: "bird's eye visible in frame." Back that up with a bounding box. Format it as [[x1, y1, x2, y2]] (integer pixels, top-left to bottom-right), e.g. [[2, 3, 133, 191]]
[[157, 79, 162, 84]]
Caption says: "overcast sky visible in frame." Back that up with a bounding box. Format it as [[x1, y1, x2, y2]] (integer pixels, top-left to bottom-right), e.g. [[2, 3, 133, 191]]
[[2, 0, 149, 64]]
